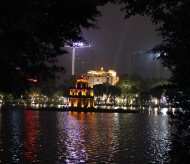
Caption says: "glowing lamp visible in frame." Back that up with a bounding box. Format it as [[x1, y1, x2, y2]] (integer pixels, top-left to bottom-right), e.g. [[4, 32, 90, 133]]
[[28, 78, 37, 83], [73, 42, 84, 47]]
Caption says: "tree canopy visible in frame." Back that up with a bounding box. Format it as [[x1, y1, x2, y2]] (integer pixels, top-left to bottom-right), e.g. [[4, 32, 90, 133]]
[[112, 0, 190, 92], [117, 74, 147, 104], [0, 0, 107, 94]]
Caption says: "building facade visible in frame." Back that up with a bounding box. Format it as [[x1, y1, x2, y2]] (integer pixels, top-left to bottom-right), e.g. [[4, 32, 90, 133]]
[[86, 67, 119, 87], [126, 51, 171, 79], [69, 76, 94, 108]]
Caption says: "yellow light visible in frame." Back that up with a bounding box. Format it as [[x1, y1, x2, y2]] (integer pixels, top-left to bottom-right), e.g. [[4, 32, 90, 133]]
[[28, 78, 37, 83]]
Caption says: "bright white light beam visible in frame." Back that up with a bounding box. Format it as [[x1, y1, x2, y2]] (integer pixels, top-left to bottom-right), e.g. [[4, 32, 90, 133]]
[[65, 42, 90, 75]]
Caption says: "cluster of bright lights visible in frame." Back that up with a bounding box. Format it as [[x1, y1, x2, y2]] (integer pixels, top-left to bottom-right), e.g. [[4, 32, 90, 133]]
[[73, 42, 84, 47]]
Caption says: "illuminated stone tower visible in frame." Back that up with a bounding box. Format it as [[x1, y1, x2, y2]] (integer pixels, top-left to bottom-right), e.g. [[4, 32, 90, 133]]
[[69, 76, 94, 108]]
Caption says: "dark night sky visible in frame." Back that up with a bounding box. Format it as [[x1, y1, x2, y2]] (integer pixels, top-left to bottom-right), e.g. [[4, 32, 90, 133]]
[[59, 2, 162, 81]]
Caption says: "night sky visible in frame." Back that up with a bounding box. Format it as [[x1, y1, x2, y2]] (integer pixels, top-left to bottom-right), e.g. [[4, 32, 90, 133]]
[[60, 2, 161, 80]]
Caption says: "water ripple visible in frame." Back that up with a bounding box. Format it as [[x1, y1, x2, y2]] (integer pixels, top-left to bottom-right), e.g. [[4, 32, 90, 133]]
[[0, 109, 173, 163]]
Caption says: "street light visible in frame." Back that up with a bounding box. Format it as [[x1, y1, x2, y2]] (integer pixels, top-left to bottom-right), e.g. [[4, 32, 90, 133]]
[[65, 42, 90, 75]]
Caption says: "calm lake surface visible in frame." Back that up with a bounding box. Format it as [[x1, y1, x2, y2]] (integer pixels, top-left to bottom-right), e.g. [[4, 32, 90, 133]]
[[0, 108, 173, 163]]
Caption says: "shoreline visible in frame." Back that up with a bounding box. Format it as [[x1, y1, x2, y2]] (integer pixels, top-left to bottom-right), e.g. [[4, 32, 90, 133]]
[[1, 104, 180, 113], [24, 107, 140, 113]]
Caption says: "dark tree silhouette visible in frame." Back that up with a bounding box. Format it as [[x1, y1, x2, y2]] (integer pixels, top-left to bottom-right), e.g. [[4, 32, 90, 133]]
[[150, 85, 164, 105], [112, 0, 190, 93], [108, 85, 122, 105], [0, 0, 108, 95], [93, 84, 107, 105]]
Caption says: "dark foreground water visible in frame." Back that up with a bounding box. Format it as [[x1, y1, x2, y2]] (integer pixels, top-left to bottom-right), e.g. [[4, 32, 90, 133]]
[[0, 108, 173, 163]]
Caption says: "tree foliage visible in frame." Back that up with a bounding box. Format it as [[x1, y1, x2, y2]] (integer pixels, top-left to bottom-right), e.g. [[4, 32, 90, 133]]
[[93, 84, 106, 97], [0, 0, 107, 94], [112, 0, 190, 92], [108, 85, 122, 98], [150, 85, 164, 104], [117, 74, 147, 104], [94, 83, 121, 104]]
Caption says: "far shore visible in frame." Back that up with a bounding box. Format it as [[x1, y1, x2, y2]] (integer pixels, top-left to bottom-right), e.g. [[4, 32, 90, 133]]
[[1, 104, 140, 113], [1, 103, 181, 113], [24, 107, 140, 113]]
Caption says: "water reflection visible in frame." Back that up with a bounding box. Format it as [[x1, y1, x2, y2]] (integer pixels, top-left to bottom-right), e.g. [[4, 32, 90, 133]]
[[56, 112, 88, 163], [140, 106, 169, 115], [0, 108, 174, 163], [23, 110, 40, 163], [8, 110, 23, 163]]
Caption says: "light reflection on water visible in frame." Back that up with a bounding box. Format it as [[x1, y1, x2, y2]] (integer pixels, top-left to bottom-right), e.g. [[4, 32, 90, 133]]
[[0, 108, 173, 163]]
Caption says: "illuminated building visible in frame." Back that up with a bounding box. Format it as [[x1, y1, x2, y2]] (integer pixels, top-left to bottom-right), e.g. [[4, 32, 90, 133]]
[[87, 67, 119, 87], [69, 76, 94, 108]]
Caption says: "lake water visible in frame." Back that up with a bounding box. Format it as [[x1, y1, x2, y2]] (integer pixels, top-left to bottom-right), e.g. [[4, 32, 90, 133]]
[[0, 108, 173, 163]]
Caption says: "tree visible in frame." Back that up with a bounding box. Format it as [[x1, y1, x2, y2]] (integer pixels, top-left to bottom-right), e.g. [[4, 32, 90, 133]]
[[117, 75, 133, 104], [139, 91, 150, 105], [150, 85, 164, 105], [108, 85, 122, 105], [103, 83, 122, 104], [112, 0, 190, 92], [93, 84, 107, 104], [117, 74, 148, 105], [94, 84, 107, 97], [93, 83, 121, 105], [0, 0, 108, 95]]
